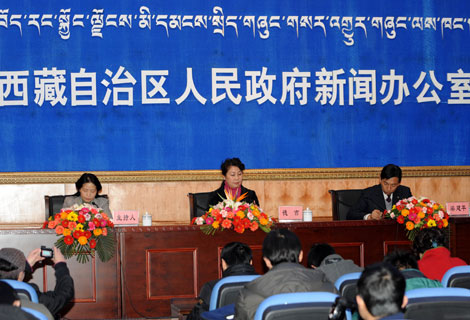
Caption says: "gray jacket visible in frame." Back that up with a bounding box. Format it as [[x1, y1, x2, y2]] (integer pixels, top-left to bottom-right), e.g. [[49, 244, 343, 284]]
[[317, 254, 363, 284], [235, 262, 336, 320], [62, 196, 112, 217]]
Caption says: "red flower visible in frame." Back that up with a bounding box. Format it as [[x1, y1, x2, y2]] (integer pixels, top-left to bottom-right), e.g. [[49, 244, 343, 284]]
[[397, 215, 405, 224], [93, 218, 101, 227], [61, 220, 69, 228], [242, 218, 251, 228], [42, 221, 48, 229], [89, 239, 97, 249], [411, 199, 418, 205], [77, 215, 86, 224], [221, 219, 232, 229], [73, 230, 83, 239], [234, 224, 245, 234], [64, 235, 74, 245], [84, 230, 92, 239], [233, 216, 241, 225]]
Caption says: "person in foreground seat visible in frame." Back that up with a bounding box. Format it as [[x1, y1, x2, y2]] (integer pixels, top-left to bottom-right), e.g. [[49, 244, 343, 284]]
[[308, 242, 363, 284], [0, 247, 74, 320], [347, 164, 412, 220], [412, 227, 467, 281], [187, 242, 257, 320], [0, 281, 39, 320], [235, 229, 335, 320], [383, 250, 442, 291], [356, 262, 408, 320]]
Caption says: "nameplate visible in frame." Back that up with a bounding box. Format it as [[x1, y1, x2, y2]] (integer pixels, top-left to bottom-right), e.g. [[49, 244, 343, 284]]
[[278, 206, 303, 222], [113, 211, 140, 225], [446, 202, 470, 216]]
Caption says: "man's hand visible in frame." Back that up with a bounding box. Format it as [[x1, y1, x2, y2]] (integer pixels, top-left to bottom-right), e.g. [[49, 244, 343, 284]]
[[53, 247, 66, 264], [27, 248, 45, 267], [368, 209, 383, 220]]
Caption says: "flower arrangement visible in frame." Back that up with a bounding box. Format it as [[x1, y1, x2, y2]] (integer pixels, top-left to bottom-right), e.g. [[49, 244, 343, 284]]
[[43, 203, 116, 263], [191, 191, 275, 235], [383, 196, 449, 241]]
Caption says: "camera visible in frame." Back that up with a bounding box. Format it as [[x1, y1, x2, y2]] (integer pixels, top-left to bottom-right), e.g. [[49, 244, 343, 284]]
[[40, 246, 54, 258], [329, 296, 357, 320]]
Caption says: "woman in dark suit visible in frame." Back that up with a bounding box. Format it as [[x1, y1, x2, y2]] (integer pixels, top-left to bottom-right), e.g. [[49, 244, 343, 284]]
[[62, 173, 112, 217], [208, 158, 259, 207]]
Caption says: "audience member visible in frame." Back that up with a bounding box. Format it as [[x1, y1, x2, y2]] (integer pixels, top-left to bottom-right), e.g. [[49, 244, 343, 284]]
[[308, 243, 363, 284], [347, 164, 412, 220], [235, 229, 335, 320], [0, 281, 38, 320], [0, 247, 74, 319], [356, 262, 407, 320], [187, 242, 257, 320], [412, 228, 467, 281], [384, 250, 442, 291]]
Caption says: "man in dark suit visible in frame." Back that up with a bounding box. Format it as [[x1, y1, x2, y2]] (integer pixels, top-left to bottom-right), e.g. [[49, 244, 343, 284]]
[[347, 164, 412, 220]]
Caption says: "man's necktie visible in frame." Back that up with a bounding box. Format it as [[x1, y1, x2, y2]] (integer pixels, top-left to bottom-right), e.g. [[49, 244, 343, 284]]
[[386, 195, 391, 203]]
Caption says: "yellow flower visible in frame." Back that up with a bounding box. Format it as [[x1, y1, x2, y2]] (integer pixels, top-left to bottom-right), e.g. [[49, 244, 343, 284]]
[[93, 228, 103, 236], [63, 229, 71, 236], [67, 212, 78, 221], [212, 221, 220, 229], [433, 204, 439, 210], [252, 208, 260, 217], [427, 220, 437, 227], [208, 208, 213, 213], [60, 212, 68, 220], [259, 217, 268, 225], [75, 223, 84, 231], [405, 221, 414, 230], [236, 210, 245, 219], [401, 209, 409, 217], [78, 236, 88, 245]]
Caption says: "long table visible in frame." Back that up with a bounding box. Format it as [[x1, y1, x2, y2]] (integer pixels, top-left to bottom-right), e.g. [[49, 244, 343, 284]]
[[0, 218, 468, 319]]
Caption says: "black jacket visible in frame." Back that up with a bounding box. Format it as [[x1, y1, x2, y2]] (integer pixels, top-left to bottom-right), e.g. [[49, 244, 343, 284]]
[[347, 184, 412, 220], [29, 262, 74, 320], [207, 181, 260, 208]]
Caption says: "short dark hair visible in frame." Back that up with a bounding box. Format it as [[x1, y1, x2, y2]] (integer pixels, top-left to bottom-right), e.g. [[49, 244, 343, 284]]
[[357, 262, 406, 318], [262, 229, 302, 266], [221, 242, 252, 266], [75, 173, 103, 193], [383, 250, 418, 270], [307, 243, 336, 268], [412, 227, 448, 256], [0, 281, 20, 305], [221, 158, 245, 176], [380, 164, 403, 182]]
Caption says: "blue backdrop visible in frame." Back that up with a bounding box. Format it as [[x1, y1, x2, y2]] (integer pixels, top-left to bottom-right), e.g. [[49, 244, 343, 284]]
[[0, 1, 469, 171]]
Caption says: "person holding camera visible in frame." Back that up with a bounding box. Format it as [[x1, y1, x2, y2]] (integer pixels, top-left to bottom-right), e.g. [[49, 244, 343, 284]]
[[0, 246, 74, 319]]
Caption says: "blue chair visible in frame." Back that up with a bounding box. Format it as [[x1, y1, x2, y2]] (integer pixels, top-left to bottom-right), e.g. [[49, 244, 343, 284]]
[[21, 307, 49, 320], [405, 287, 470, 320], [209, 275, 260, 311], [254, 291, 339, 320], [334, 272, 361, 320], [0, 279, 39, 303], [441, 265, 470, 289]]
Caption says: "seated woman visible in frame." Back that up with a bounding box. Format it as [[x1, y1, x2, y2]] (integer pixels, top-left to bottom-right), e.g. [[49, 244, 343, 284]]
[[207, 158, 259, 207], [413, 227, 467, 281], [62, 173, 112, 217]]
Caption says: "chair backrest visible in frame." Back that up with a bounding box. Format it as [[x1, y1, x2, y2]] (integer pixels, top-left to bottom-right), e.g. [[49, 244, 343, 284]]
[[328, 189, 363, 220], [21, 307, 49, 320], [405, 287, 470, 320], [441, 265, 470, 289], [45, 194, 108, 220], [254, 292, 338, 320], [188, 192, 212, 219], [334, 272, 362, 304], [209, 275, 260, 310], [0, 279, 39, 303]]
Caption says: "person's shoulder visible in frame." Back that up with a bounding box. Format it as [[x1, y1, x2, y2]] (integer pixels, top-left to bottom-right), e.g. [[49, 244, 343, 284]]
[[362, 184, 381, 194], [95, 196, 109, 204]]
